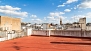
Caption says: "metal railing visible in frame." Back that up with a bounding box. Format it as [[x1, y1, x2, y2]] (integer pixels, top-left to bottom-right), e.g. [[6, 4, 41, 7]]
[[0, 31, 27, 41]]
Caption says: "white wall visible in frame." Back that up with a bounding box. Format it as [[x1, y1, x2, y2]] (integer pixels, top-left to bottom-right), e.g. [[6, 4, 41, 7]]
[[87, 26, 91, 30], [27, 28, 32, 36], [32, 30, 91, 37]]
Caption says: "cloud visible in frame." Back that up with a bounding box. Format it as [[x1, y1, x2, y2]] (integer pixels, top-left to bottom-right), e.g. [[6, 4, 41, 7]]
[[74, 6, 77, 9], [77, 0, 91, 9], [52, 3, 54, 5], [56, 9, 58, 11], [74, 7, 76, 9], [57, 4, 65, 7], [64, 20, 72, 23], [64, 0, 78, 4], [30, 14, 42, 23], [43, 12, 66, 24], [64, 9, 71, 12], [47, 16, 54, 19], [71, 15, 85, 21], [23, 4, 27, 6], [0, 1, 1, 3], [57, 12, 91, 23], [50, 12, 65, 17], [86, 12, 91, 18], [0, 5, 21, 11], [36, 19, 42, 22], [71, 12, 91, 21], [0, 5, 28, 17], [30, 14, 37, 18], [78, 11, 82, 12], [49, 12, 65, 19], [44, 17, 46, 20], [71, 8, 73, 9], [31, 18, 42, 23], [58, 0, 78, 8]]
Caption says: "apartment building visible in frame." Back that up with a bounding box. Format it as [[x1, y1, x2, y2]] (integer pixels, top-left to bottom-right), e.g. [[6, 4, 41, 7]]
[[0, 16, 21, 31]]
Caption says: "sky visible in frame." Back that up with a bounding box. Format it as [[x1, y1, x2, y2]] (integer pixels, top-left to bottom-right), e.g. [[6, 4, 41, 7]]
[[0, 0, 91, 24]]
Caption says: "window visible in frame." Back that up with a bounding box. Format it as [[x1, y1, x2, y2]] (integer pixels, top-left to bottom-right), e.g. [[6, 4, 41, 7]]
[[79, 25, 80, 28], [74, 26, 76, 28]]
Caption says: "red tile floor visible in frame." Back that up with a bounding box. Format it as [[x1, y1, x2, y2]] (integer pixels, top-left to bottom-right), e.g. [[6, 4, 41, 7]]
[[0, 36, 91, 51]]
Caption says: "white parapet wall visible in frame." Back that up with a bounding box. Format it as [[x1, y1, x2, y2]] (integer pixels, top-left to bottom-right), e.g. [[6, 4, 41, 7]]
[[0, 37, 6, 41], [12, 34, 17, 38], [32, 30, 49, 36], [27, 28, 32, 36], [8, 34, 12, 40], [32, 30, 91, 37]]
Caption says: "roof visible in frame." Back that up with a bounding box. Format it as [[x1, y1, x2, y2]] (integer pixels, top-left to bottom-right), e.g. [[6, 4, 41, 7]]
[[64, 23, 72, 25], [1, 16, 20, 19], [86, 23, 91, 26], [73, 22, 79, 24]]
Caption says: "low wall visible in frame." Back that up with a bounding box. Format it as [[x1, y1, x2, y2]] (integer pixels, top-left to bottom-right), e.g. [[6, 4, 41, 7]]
[[0, 37, 6, 41], [0, 31, 7, 37], [84, 31, 91, 37], [0, 31, 26, 42], [32, 30, 49, 36], [32, 30, 91, 37], [50, 30, 81, 37]]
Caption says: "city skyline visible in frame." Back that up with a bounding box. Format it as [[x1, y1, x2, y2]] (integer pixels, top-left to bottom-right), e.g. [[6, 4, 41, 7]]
[[0, 0, 91, 24]]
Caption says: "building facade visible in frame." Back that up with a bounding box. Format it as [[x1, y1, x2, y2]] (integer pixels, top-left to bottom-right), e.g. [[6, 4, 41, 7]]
[[79, 17, 86, 30], [0, 16, 21, 31], [86, 23, 91, 30]]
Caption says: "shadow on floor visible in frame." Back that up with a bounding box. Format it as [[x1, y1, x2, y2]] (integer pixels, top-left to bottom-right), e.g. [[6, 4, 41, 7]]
[[50, 41, 91, 45], [12, 45, 30, 50], [51, 35, 91, 39], [31, 35, 48, 37], [12, 46, 21, 50], [13, 42, 17, 44], [81, 39, 91, 41]]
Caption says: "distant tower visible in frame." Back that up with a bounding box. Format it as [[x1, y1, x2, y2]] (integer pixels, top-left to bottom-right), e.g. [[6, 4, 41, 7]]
[[79, 17, 86, 30], [60, 18, 62, 25]]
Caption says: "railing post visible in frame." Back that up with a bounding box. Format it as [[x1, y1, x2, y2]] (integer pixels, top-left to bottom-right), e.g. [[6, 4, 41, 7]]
[[49, 30, 51, 37]]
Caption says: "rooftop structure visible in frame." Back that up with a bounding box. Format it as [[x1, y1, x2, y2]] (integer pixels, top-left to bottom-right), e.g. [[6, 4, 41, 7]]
[[0, 16, 21, 31]]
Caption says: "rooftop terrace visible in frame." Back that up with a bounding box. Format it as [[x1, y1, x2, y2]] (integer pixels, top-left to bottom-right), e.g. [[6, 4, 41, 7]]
[[0, 36, 91, 51]]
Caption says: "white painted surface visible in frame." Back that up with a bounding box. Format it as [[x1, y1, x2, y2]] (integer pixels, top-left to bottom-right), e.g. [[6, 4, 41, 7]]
[[32, 30, 48, 36], [12, 34, 16, 38], [87, 26, 91, 30], [49, 30, 51, 36], [8, 34, 12, 40], [27, 28, 32, 36], [0, 37, 6, 41]]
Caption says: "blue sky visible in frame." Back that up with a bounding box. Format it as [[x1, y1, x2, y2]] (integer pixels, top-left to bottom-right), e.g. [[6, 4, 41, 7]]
[[0, 0, 91, 24]]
